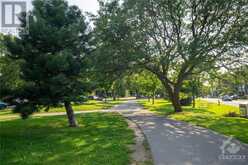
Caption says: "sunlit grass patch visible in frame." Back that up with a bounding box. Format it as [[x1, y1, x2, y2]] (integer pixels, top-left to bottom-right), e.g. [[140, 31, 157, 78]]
[[0, 113, 134, 165], [0, 100, 124, 121], [49, 100, 124, 112], [138, 99, 174, 115]]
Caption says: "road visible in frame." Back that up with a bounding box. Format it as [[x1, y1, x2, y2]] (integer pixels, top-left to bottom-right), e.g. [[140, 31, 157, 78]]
[[113, 100, 248, 165], [202, 98, 248, 107]]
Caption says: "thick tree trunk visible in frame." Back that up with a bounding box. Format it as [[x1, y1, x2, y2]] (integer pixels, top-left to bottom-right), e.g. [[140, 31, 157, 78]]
[[162, 80, 183, 113], [64, 101, 77, 127], [170, 92, 182, 112]]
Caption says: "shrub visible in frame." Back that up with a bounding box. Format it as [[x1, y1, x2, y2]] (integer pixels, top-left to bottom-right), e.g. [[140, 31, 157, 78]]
[[180, 98, 192, 106], [225, 112, 240, 117]]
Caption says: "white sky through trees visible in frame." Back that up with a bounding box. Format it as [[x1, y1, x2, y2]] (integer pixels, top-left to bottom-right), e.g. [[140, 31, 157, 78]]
[[0, 0, 99, 35], [0, 0, 99, 15], [68, 0, 99, 14]]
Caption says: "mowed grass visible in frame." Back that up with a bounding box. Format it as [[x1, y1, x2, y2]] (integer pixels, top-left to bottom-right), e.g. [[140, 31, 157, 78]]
[[0, 113, 134, 165], [0, 100, 124, 121], [138, 99, 248, 143], [47, 100, 124, 112]]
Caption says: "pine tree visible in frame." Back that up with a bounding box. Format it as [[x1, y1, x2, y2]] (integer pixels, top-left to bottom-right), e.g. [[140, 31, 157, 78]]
[[4, 0, 91, 127]]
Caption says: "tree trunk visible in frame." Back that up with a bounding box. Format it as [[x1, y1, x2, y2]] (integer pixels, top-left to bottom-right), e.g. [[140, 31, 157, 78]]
[[163, 81, 183, 112], [64, 101, 77, 127], [112, 90, 116, 101], [170, 92, 182, 112], [152, 92, 155, 105], [135, 89, 139, 99], [104, 90, 108, 103], [192, 94, 196, 108]]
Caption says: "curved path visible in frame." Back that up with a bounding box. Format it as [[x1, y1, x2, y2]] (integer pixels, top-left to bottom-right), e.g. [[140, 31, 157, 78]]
[[112, 100, 248, 165]]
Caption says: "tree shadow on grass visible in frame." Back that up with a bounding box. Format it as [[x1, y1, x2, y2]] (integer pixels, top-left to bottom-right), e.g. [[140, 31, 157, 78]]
[[0, 113, 134, 165], [148, 101, 216, 116], [183, 106, 217, 115], [170, 112, 248, 144], [203, 117, 248, 144]]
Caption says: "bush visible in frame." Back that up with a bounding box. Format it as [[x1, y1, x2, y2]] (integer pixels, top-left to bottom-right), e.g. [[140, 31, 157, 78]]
[[14, 103, 38, 119], [224, 112, 240, 117], [240, 95, 248, 99], [180, 98, 192, 106]]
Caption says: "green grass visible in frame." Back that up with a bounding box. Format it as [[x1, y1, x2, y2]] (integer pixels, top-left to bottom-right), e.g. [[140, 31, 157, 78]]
[[138, 99, 175, 116], [47, 100, 124, 112], [138, 99, 248, 144], [0, 113, 134, 165], [0, 100, 123, 121]]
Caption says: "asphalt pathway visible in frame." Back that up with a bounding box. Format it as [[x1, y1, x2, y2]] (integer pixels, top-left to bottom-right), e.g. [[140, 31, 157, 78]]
[[112, 100, 248, 165]]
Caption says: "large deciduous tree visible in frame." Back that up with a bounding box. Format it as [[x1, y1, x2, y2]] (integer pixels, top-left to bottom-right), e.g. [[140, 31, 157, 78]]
[[95, 0, 248, 112], [4, 0, 91, 127]]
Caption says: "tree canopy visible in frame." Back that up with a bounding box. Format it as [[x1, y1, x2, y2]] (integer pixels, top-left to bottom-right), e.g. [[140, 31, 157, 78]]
[[95, 0, 248, 112]]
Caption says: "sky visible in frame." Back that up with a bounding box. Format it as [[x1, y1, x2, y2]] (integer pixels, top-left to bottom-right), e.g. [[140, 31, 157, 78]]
[[0, 0, 100, 34], [67, 0, 99, 14]]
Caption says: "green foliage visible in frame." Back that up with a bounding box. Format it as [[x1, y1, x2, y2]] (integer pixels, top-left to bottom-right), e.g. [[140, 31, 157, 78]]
[[0, 34, 24, 98], [199, 66, 248, 97], [13, 103, 39, 119], [127, 70, 162, 98], [93, 0, 140, 78], [4, 0, 91, 118], [95, 0, 248, 112], [180, 76, 202, 100], [0, 113, 134, 165], [112, 78, 127, 97]]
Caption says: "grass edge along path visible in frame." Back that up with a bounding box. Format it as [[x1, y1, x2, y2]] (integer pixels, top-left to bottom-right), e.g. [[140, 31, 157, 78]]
[[0, 113, 135, 165], [0, 100, 124, 121], [138, 99, 248, 144]]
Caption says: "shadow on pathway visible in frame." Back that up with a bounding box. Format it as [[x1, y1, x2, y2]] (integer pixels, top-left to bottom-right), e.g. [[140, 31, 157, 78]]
[[114, 100, 248, 165]]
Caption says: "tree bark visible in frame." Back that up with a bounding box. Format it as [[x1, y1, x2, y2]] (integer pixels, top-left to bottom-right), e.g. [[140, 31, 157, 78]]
[[112, 90, 116, 101], [64, 101, 77, 127], [192, 94, 196, 108], [170, 91, 182, 112], [152, 92, 155, 105], [104, 90, 108, 103], [162, 80, 183, 112]]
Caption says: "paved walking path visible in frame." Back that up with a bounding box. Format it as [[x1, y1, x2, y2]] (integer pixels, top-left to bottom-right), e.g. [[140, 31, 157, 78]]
[[112, 100, 248, 165]]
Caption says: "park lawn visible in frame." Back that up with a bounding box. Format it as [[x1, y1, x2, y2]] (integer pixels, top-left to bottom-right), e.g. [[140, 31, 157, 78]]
[[0, 113, 134, 165], [47, 100, 124, 112], [0, 100, 123, 121], [138, 99, 248, 144]]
